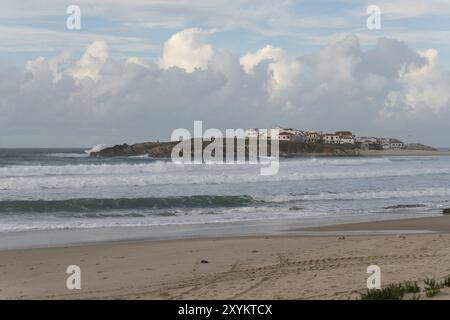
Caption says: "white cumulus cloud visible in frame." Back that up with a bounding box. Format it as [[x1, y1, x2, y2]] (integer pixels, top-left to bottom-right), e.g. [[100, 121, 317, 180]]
[[240, 45, 285, 74], [159, 28, 214, 73], [71, 41, 109, 81]]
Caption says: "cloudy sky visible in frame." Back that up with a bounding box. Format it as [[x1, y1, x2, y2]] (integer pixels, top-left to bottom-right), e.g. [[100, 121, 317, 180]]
[[1, 0, 450, 147]]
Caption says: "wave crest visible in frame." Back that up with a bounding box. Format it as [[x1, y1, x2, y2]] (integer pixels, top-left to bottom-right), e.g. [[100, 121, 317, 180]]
[[0, 195, 256, 213]]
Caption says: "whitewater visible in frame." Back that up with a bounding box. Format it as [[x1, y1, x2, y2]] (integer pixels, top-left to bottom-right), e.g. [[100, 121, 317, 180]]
[[0, 148, 449, 232]]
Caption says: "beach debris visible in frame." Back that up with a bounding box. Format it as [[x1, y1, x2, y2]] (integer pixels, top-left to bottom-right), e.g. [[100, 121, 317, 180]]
[[443, 208, 450, 215], [200, 259, 209, 264], [397, 234, 406, 239], [338, 236, 345, 240]]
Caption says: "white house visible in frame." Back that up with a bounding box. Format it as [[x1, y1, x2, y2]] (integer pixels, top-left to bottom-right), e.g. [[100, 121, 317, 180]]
[[322, 131, 355, 145], [322, 133, 341, 144], [356, 137, 379, 149], [377, 138, 404, 149], [265, 127, 305, 141], [336, 131, 355, 145], [338, 136, 355, 144], [389, 139, 404, 149], [278, 131, 295, 141]]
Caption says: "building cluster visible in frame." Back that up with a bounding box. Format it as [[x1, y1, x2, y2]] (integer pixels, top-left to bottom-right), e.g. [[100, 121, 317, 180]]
[[244, 127, 405, 149], [355, 137, 404, 150]]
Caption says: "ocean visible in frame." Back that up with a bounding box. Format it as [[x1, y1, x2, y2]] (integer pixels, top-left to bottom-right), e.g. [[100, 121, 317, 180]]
[[0, 148, 449, 235]]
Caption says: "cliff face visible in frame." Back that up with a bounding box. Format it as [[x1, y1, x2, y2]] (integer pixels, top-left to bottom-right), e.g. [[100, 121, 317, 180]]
[[90, 140, 361, 158]]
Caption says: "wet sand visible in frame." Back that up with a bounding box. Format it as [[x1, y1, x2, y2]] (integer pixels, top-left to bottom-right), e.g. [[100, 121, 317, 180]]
[[300, 215, 450, 233]]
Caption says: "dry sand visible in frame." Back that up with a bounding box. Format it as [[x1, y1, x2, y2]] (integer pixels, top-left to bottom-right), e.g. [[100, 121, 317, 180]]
[[1, 216, 450, 300]]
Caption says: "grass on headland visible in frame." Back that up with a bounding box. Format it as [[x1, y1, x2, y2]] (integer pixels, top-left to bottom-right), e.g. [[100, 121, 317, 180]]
[[360, 277, 450, 300]]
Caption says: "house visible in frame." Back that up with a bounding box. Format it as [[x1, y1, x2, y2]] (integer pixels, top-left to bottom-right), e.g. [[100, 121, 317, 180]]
[[356, 136, 377, 144], [305, 131, 322, 143], [247, 127, 404, 148], [322, 133, 341, 144], [389, 139, 404, 149], [266, 127, 306, 141], [322, 131, 355, 145], [376, 138, 404, 149], [278, 131, 295, 141], [336, 131, 355, 145], [382, 142, 391, 149], [377, 138, 390, 149], [356, 137, 380, 150]]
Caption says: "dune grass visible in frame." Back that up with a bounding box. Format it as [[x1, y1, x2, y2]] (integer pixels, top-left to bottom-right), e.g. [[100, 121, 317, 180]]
[[360, 277, 448, 300]]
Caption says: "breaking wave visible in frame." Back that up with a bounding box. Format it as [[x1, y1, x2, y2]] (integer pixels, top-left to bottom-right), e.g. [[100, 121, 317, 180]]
[[0, 195, 256, 213], [0, 164, 448, 190], [85, 144, 109, 155]]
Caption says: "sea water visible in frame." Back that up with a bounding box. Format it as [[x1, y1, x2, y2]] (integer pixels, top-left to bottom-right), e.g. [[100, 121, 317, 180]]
[[0, 148, 448, 234]]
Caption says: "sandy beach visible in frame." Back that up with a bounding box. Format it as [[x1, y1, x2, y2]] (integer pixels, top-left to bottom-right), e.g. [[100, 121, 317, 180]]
[[1, 215, 449, 300]]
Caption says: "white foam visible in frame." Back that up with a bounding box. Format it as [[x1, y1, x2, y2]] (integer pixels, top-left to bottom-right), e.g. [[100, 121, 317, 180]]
[[303, 157, 392, 166], [128, 154, 149, 158], [0, 205, 300, 232], [85, 144, 109, 155], [260, 188, 450, 202], [0, 161, 449, 190], [0, 162, 184, 178], [47, 153, 89, 158]]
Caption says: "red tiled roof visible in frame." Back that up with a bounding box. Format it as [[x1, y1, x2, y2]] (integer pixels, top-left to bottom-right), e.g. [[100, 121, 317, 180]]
[[279, 132, 294, 136]]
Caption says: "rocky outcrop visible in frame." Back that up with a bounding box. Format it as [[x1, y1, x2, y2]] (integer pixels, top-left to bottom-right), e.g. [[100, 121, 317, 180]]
[[90, 139, 361, 158], [90, 142, 178, 158], [90, 143, 136, 157], [443, 208, 450, 215]]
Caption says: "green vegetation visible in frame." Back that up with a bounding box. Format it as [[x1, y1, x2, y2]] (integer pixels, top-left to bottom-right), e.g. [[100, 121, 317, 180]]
[[92, 139, 361, 158], [278, 141, 359, 156], [424, 278, 443, 298], [360, 278, 447, 300], [403, 281, 420, 293], [410, 293, 421, 300], [360, 284, 406, 300], [443, 276, 450, 287]]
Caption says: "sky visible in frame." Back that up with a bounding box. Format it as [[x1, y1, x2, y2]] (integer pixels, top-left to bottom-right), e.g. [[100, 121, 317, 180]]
[[1, 0, 450, 147]]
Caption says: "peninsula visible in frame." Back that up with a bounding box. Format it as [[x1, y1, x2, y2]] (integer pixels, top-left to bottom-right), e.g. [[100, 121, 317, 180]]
[[90, 125, 447, 158]]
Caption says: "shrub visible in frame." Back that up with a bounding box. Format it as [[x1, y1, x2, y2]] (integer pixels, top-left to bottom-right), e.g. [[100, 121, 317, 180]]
[[360, 284, 405, 300], [403, 281, 420, 293], [410, 293, 421, 300], [442, 276, 450, 288], [424, 278, 442, 298]]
